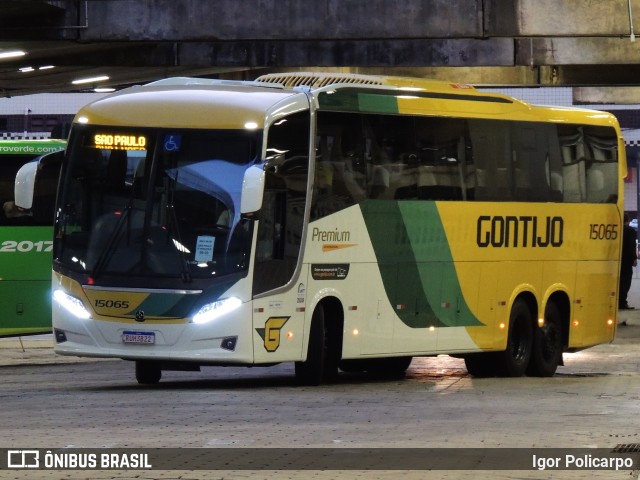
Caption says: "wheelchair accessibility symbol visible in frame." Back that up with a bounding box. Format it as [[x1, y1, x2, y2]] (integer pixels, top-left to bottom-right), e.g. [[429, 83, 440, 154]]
[[163, 134, 181, 152]]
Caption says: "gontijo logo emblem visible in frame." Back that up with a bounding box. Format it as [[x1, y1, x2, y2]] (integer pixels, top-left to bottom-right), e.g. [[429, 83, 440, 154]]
[[255, 317, 289, 352]]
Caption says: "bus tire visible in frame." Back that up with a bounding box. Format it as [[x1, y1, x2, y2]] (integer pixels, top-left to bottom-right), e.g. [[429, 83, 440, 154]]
[[135, 360, 162, 385], [339, 359, 368, 373], [295, 304, 338, 385], [464, 353, 499, 377], [527, 303, 563, 377], [366, 356, 413, 378], [498, 299, 533, 377]]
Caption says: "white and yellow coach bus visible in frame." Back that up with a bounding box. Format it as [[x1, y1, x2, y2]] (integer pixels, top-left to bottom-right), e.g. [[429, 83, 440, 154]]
[[49, 73, 624, 384]]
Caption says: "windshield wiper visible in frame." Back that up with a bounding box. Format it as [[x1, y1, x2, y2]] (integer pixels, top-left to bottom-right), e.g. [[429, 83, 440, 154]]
[[90, 203, 133, 279], [165, 170, 192, 283], [91, 172, 139, 280]]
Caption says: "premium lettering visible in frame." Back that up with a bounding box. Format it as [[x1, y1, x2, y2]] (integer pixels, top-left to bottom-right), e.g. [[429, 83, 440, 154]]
[[476, 215, 563, 248], [312, 227, 351, 242]]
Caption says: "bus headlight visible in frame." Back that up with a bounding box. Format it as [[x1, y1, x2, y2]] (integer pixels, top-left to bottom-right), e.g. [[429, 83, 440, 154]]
[[192, 297, 242, 324], [53, 289, 91, 319]]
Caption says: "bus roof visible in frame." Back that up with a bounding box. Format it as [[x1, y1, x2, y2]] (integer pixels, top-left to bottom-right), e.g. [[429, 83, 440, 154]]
[[75, 81, 303, 130], [0, 139, 66, 156], [256, 72, 620, 127], [74, 73, 620, 130]]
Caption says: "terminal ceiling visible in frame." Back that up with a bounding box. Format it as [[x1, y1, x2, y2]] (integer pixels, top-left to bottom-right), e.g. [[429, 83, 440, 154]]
[[3, 0, 640, 101]]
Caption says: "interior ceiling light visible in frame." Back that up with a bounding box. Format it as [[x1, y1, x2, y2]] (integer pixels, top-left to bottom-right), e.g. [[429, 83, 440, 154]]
[[94, 87, 115, 93], [19, 67, 34, 73], [71, 75, 109, 85], [0, 50, 26, 60], [39, 65, 55, 70]]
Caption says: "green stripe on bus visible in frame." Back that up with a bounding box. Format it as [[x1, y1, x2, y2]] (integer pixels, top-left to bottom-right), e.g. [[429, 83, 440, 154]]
[[360, 200, 482, 328], [318, 91, 399, 114], [130, 280, 236, 318]]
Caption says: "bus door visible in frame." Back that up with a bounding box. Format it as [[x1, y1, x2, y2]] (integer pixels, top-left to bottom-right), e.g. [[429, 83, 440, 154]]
[[252, 111, 311, 363]]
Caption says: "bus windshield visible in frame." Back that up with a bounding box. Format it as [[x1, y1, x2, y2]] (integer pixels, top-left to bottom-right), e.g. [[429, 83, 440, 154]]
[[54, 127, 259, 285]]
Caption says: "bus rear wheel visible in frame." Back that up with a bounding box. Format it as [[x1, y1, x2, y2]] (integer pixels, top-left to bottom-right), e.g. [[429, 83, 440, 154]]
[[527, 303, 563, 377], [497, 299, 533, 377], [135, 360, 162, 385], [295, 304, 339, 385], [464, 353, 499, 377]]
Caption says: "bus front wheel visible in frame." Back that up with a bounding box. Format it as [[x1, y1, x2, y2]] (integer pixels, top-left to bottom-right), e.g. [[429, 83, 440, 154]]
[[295, 304, 338, 385], [135, 360, 162, 385]]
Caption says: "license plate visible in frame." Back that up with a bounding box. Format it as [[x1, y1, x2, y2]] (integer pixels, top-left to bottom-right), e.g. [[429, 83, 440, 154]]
[[122, 331, 155, 345]]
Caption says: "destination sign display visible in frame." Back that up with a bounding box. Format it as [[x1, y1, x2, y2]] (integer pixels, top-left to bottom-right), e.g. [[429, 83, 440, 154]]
[[93, 134, 147, 151]]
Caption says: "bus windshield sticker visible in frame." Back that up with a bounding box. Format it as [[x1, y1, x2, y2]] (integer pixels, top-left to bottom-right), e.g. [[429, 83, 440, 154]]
[[163, 134, 182, 152], [311, 264, 350, 280], [194, 235, 215, 262]]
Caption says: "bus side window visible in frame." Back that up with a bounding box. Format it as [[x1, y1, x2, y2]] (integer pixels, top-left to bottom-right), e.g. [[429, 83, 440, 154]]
[[468, 119, 512, 201], [559, 126, 587, 203], [584, 127, 618, 203]]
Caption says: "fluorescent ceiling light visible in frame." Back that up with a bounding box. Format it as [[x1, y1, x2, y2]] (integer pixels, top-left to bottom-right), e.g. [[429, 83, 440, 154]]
[[94, 87, 115, 93], [38, 65, 55, 70], [0, 50, 26, 60], [72, 75, 109, 85], [19, 67, 34, 73]]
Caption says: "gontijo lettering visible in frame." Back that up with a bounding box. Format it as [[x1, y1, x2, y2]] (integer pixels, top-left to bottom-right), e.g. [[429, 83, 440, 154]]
[[477, 215, 563, 248]]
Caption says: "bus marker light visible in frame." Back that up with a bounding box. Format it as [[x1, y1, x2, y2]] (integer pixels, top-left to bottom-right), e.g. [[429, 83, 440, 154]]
[[352, 329, 359, 336], [607, 319, 613, 326], [573, 320, 580, 327], [287, 331, 294, 339], [538, 318, 544, 327], [429, 326, 435, 332], [499, 323, 505, 330], [296, 307, 305, 312]]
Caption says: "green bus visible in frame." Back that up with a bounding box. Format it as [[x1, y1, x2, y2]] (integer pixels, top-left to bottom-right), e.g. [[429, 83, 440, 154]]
[[0, 139, 66, 337]]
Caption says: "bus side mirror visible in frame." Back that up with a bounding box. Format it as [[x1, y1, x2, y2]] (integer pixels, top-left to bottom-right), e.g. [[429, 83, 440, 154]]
[[14, 160, 38, 209], [240, 165, 265, 214]]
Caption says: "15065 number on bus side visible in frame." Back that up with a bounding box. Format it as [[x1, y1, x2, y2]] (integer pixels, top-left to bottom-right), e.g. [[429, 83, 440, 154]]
[[589, 223, 618, 241]]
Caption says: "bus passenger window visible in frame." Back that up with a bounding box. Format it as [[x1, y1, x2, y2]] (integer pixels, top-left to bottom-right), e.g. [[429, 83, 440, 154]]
[[584, 127, 618, 203]]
